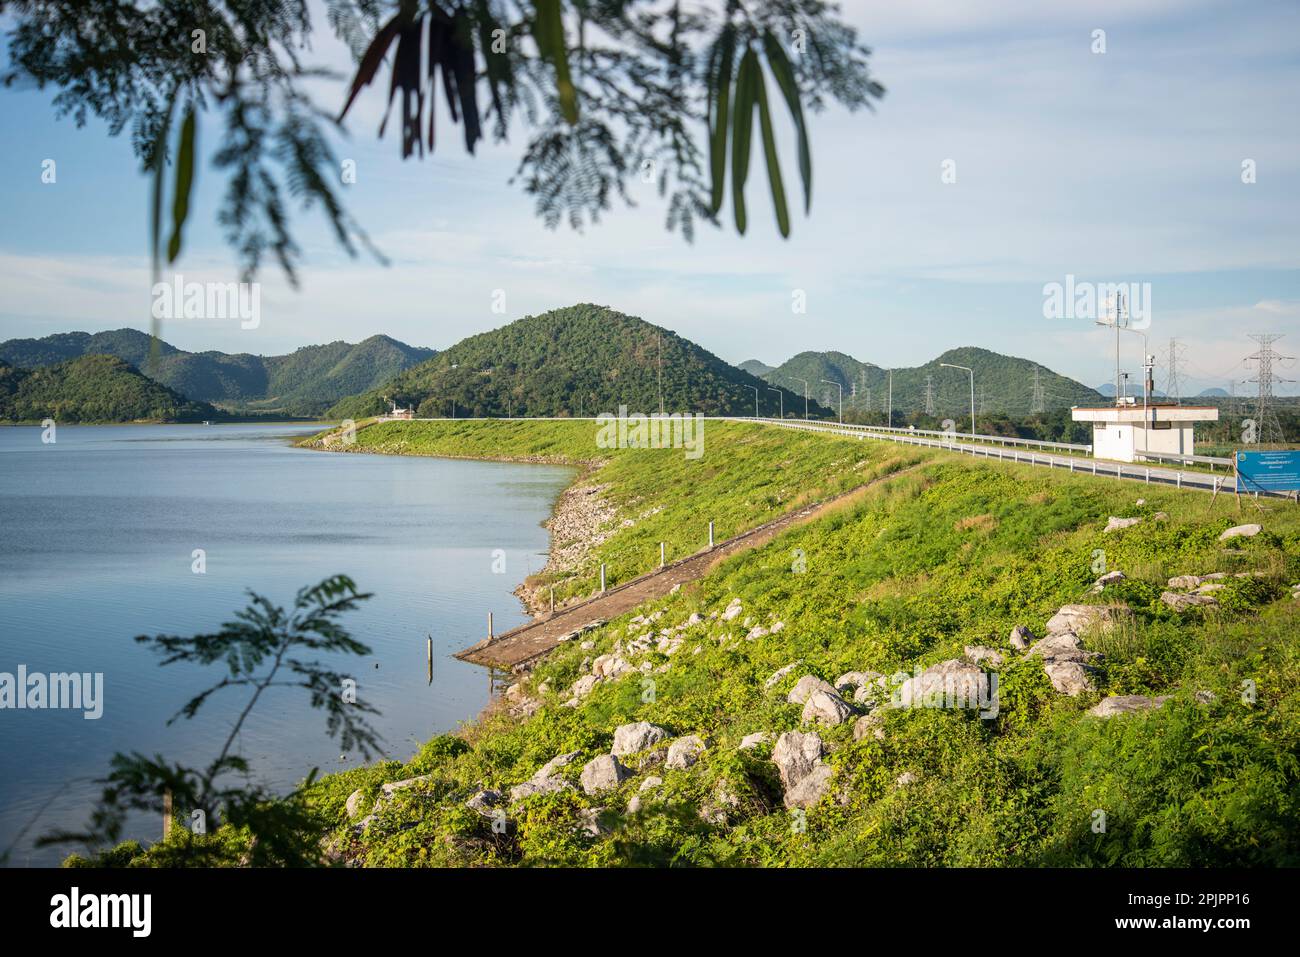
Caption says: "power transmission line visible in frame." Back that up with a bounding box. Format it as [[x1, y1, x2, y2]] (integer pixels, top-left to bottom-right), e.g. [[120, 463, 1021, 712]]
[[1165, 338, 1185, 405], [1030, 367, 1046, 414], [923, 374, 935, 415], [1243, 334, 1295, 445]]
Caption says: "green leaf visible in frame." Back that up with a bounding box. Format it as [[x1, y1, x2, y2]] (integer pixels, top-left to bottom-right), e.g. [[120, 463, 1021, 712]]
[[762, 30, 811, 214], [167, 106, 196, 264], [707, 27, 736, 216], [148, 85, 180, 363], [731, 47, 759, 235], [755, 66, 790, 238], [150, 87, 180, 283], [533, 0, 578, 125]]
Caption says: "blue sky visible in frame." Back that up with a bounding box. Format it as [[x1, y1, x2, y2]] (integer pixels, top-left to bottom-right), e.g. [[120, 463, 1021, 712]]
[[1, 0, 1297, 394]]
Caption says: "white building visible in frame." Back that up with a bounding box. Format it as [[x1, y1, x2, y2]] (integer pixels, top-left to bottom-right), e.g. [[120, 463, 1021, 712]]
[[1071, 404, 1219, 463]]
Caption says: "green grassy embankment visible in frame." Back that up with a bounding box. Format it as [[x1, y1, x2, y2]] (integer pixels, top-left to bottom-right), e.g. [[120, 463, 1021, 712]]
[[86, 419, 1299, 867], [300, 420, 1300, 867]]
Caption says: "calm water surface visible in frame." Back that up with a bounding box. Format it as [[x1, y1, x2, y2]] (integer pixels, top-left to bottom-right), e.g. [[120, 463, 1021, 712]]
[[0, 424, 571, 865]]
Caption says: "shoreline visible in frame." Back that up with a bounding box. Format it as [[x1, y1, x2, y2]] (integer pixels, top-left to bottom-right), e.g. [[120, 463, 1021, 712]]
[[297, 428, 612, 621]]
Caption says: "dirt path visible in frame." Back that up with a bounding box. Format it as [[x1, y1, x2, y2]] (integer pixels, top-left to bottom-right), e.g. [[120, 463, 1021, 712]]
[[455, 465, 920, 670]]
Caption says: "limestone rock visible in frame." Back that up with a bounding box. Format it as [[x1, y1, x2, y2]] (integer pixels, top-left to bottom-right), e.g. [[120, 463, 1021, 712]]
[[764, 661, 802, 689], [784, 764, 834, 809], [963, 645, 1004, 668], [466, 789, 504, 817], [508, 775, 573, 804], [592, 654, 633, 679], [835, 670, 883, 693], [1044, 604, 1131, 637], [738, 731, 771, 750], [1026, 632, 1101, 696], [534, 751, 580, 780], [378, 774, 433, 802], [771, 731, 824, 792], [1026, 632, 1099, 665], [612, 721, 670, 756], [1161, 590, 1218, 611], [787, 674, 837, 705], [1219, 523, 1261, 542], [1009, 624, 1035, 651], [801, 689, 855, 727], [1043, 660, 1095, 696], [1088, 695, 1172, 718], [580, 754, 630, 795], [1167, 574, 1203, 590], [1104, 516, 1142, 533], [1092, 570, 1127, 592], [896, 659, 987, 708], [578, 807, 610, 837], [665, 735, 706, 770], [853, 712, 885, 741]]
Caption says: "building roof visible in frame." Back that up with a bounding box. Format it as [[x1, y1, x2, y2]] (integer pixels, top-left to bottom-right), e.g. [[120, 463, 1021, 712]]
[[1072, 405, 1219, 423]]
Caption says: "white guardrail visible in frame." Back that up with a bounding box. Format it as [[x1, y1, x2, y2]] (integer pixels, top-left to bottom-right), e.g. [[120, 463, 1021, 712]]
[[1132, 449, 1235, 470], [726, 417, 1296, 501], [761, 418, 1092, 454]]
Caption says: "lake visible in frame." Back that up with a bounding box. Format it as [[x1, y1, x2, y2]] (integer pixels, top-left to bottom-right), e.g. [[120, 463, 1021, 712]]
[[0, 424, 571, 865]]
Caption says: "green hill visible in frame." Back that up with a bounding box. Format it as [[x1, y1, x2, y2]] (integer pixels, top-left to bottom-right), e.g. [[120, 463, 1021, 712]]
[[0, 329, 435, 416], [328, 304, 820, 420], [738, 359, 775, 376], [0, 355, 221, 423], [763, 347, 1104, 417]]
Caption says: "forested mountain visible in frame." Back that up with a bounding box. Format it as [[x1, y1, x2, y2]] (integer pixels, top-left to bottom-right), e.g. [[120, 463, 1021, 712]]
[[762, 347, 1104, 417], [0, 329, 435, 416], [329, 304, 820, 420], [0, 355, 221, 423], [737, 359, 775, 376]]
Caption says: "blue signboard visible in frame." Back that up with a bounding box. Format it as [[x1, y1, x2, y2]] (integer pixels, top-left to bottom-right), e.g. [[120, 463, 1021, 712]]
[[1236, 449, 1300, 493]]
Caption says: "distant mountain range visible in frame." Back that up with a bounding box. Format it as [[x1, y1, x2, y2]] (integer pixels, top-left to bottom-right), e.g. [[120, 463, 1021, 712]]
[[749, 348, 1104, 416], [0, 329, 436, 416], [3, 312, 1158, 426], [1095, 382, 1168, 399], [329, 304, 818, 420], [0, 355, 220, 423], [1094, 382, 1230, 400]]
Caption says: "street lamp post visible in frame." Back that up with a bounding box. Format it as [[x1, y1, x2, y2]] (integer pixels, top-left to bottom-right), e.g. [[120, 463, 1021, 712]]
[[767, 387, 783, 419], [820, 379, 843, 424], [745, 384, 759, 418], [940, 362, 976, 437], [789, 377, 809, 419]]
